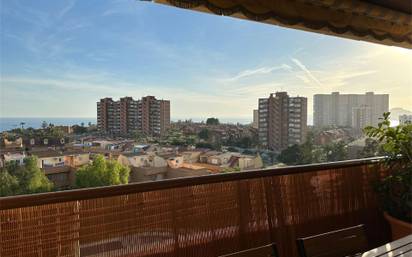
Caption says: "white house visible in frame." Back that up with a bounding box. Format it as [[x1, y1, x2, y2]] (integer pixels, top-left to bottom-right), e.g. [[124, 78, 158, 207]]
[[118, 153, 167, 168]]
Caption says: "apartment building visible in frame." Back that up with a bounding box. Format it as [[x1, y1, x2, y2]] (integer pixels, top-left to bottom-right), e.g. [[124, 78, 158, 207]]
[[314, 92, 389, 129], [97, 98, 120, 134], [258, 92, 307, 152], [97, 96, 170, 136], [138, 96, 171, 136], [399, 114, 412, 125], [252, 109, 259, 129], [120, 97, 139, 135], [352, 105, 373, 134]]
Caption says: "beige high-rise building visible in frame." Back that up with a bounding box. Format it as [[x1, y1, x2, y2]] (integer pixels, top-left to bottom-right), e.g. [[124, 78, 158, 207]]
[[252, 109, 259, 129], [352, 105, 373, 134], [258, 92, 307, 152], [314, 92, 389, 129]]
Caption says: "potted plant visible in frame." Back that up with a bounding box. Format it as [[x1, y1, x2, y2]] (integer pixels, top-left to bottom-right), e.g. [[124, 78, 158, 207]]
[[364, 112, 412, 240]]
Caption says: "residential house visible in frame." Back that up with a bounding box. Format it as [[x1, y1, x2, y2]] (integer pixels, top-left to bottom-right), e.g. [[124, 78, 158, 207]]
[[167, 156, 184, 168], [1, 151, 26, 167], [3, 138, 23, 149], [32, 150, 66, 169], [43, 166, 73, 190], [199, 151, 221, 163], [30, 150, 76, 190], [207, 152, 236, 166], [117, 153, 167, 168], [227, 154, 264, 170], [64, 151, 90, 167], [180, 151, 202, 163]]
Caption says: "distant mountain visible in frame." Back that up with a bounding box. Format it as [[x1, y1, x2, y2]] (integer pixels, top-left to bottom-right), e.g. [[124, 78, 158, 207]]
[[390, 108, 412, 120]]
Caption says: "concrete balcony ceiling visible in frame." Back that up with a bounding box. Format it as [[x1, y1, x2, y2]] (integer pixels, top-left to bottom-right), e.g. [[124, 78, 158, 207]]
[[150, 0, 412, 49]]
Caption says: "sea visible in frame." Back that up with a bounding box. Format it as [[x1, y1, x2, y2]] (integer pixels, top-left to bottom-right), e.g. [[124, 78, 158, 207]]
[[0, 117, 253, 132], [0, 118, 96, 132]]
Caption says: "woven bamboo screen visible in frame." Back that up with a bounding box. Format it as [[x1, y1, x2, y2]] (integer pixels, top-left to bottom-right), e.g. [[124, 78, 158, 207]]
[[1, 160, 389, 257]]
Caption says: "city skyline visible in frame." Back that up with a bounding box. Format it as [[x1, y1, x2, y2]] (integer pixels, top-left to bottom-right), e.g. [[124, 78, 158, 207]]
[[1, 0, 412, 123]]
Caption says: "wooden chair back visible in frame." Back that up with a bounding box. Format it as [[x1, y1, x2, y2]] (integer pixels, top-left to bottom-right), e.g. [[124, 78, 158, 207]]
[[219, 243, 278, 257], [296, 224, 368, 257]]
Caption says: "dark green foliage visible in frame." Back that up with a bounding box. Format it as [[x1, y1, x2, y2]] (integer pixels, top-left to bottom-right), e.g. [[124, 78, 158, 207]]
[[364, 112, 412, 165], [206, 117, 219, 125], [0, 156, 54, 197], [277, 132, 325, 165], [72, 124, 88, 134], [374, 167, 412, 222], [277, 144, 303, 165], [227, 146, 239, 152], [277, 131, 349, 165], [358, 138, 382, 158], [75, 155, 130, 188], [238, 136, 253, 148], [225, 135, 259, 149], [198, 128, 210, 140], [364, 112, 412, 223], [242, 149, 255, 155], [323, 141, 347, 162], [0, 171, 19, 196], [195, 142, 215, 149]]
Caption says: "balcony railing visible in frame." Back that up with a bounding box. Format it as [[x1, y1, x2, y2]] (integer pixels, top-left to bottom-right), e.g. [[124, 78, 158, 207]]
[[0, 157, 390, 257]]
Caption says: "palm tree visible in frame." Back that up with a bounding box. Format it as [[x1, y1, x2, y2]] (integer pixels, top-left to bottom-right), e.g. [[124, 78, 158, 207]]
[[20, 122, 25, 130]]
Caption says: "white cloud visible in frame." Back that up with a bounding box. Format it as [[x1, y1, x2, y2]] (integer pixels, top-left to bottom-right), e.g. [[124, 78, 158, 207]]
[[221, 64, 292, 82], [57, 0, 76, 19], [291, 58, 323, 88]]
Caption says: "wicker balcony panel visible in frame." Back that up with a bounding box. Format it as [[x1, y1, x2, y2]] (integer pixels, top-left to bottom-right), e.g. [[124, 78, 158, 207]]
[[0, 159, 389, 257]]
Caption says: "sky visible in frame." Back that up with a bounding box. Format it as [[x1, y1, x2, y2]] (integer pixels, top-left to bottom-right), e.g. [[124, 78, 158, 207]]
[[1, 0, 411, 124]]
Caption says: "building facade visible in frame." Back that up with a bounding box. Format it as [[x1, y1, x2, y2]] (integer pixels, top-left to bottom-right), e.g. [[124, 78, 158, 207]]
[[314, 92, 389, 129], [399, 114, 412, 125], [97, 98, 120, 134], [120, 97, 139, 135], [137, 96, 171, 136], [258, 92, 307, 152], [252, 109, 259, 129], [352, 105, 373, 134], [97, 96, 170, 136]]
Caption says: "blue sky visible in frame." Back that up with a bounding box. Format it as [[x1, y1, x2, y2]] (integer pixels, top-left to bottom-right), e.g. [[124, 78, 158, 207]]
[[1, 0, 411, 123]]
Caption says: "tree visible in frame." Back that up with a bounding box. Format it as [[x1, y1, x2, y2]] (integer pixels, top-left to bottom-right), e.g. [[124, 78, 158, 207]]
[[185, 135, 196, 146], [198, 128, 210, 140], [50, 127, 65, 138], [364, 112, 412, 164], [133, 130, 145, 142], [277, 131, 325, 165], [358, 138, 381, 158], [72, 124, 88, 134], [206, 118, 219, 125], [227, 146, 239, 152], [195, 142, 214, 149], [239, 136, 253, 148], [277, 144, 303, 165], [75, 155, 130, 188], [15, 157, 54, 194], [41, 121, 48, 129], [323, 141, 347, 162], [0, 157, 53, 196], [0, 170, 19, 197]]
